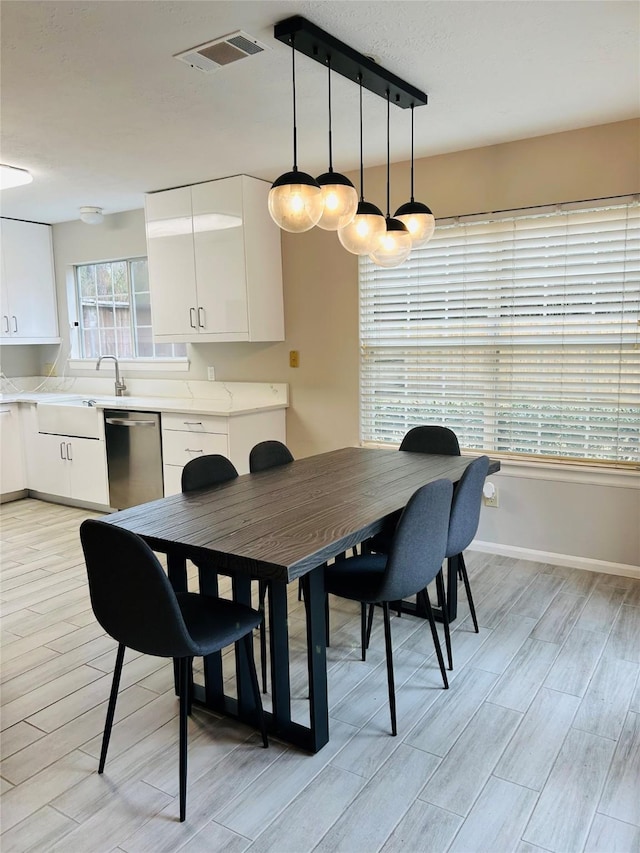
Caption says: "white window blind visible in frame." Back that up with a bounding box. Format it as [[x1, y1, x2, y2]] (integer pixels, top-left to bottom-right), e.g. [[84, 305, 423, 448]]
[[360, 200, 640, 466]]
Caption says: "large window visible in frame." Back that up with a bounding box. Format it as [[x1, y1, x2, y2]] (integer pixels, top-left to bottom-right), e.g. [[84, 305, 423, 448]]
[[360, 200, 639, 466], [75, 258, 186, 359]]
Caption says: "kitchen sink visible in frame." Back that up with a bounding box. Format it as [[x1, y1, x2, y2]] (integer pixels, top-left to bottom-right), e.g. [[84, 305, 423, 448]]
[[37, 399, 103, 438]]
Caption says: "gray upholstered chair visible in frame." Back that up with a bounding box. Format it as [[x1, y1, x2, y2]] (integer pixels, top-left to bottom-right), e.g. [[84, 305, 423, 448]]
[[80, 518, 267, 823], [181, 454, 271, 692], [249, 440, 295, 691], [444, 454, 490, 639], [249, 440, 294, 473], [400, 425, 461, 455], [324, 479, 453, 736]]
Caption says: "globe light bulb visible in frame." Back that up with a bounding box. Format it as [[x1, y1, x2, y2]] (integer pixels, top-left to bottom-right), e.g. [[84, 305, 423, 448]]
[[316, 173, 358, 231], [268, 171, 323, 233], [369, 217, 412, 267], [337, 201, 386, 255], [394, 201, 436, 248]]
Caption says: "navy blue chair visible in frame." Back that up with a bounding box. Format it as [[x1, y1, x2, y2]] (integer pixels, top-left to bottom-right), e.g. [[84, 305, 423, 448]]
[[80, 518, 267, 823], [325, 479, 453, 736]]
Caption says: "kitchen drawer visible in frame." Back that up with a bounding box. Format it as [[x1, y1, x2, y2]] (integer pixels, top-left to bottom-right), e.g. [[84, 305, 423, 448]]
[[161, 429, 228, 466], [162, 412, 228, 434]]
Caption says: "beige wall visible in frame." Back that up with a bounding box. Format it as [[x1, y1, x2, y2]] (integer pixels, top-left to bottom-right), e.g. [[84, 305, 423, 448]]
[[7, 119, 639, 567]]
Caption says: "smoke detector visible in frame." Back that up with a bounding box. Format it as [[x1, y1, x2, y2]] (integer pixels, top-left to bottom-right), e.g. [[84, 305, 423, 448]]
[[174, 31, 268, 74]]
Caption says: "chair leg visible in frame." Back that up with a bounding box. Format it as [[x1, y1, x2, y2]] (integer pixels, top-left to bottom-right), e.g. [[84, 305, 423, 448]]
[[298, 578, 303, 601], [366, 603, 375, 650], [243, 634, 269, 748], [422, 591, 449, 689], [459, 553, 479, 633], [98, 643, 126, 774], [435, 571, 453, 670], [187, 657, 194, 717], [361, 603, 367, 661], [382, 602, 397, 736], [178, 656, 189, 822], [258, 579, 268, 693]]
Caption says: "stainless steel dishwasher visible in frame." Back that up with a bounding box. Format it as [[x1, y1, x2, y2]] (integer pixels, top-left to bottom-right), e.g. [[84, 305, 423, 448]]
[[104, 410, 164, 509]]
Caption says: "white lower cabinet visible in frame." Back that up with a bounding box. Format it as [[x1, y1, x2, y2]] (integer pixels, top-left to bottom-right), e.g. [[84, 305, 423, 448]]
[[32, 433, 109, 506], [0, 404, 26, 497], [161, 409, 286, 496]]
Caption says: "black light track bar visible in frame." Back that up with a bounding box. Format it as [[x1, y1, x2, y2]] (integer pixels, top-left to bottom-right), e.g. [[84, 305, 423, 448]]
[[274, 15, 427, 109]]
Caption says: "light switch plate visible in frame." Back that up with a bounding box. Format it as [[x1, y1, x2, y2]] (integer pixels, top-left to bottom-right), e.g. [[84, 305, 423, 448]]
[[207, 366, 216, 381]]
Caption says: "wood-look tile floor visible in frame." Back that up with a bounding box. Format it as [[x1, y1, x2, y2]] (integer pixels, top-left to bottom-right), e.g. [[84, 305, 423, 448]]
[[1, 498, 639, 853]]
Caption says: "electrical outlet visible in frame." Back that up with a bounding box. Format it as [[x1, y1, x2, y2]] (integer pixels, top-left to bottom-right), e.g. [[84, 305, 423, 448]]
[[289, 350, 299, 368], [483, 487, 499, 508], [207, 366, 215, 381], [43, 362, 57, 377]]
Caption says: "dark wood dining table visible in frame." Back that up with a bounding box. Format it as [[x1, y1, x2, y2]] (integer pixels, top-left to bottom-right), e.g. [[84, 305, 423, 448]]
[[103, 446, 499, 752]]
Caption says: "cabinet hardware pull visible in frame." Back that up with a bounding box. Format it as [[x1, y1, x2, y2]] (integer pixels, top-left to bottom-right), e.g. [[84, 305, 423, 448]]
[[198, 307, 205, 328], [189, 307, 197, 329], [183, 421, 203, 426], [0, 409, 10, 415], [186, 449, 204, 454], [60, 441, 66, 460], [12, 316, 18, 333], [2, 316, 9, 334], [66, 442, 73, 460]]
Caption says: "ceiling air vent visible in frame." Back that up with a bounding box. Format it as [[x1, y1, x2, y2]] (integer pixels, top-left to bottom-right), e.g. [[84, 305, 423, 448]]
[[174, 31, 268, 74]]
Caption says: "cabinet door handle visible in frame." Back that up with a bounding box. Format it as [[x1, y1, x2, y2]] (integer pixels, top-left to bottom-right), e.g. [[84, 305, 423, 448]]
[[12, 316, 18, 333], [66, 442, 73, 461], [60, 441, 67, 460], [2, 316, 9, 333], [186, 448, 204, 454], [183, 421, 203, 426], [198, 307, 205, 328], [189, 307, 197, 329]]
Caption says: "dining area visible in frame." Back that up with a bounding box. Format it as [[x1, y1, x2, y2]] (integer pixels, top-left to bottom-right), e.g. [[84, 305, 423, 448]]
[[1, 436, 637, 852]]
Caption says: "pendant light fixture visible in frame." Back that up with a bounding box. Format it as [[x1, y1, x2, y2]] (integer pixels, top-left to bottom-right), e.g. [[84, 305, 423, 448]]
[[369, 91, 412, 268], [337, 74, 385, 255], [268, 35, 323, 233], [315, 57, 358, 231], [394, 104, 435, 247]]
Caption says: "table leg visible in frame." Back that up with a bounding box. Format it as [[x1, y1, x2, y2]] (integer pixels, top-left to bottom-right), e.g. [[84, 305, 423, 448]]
[[302, 566, 329, 752], [233, 574, 253, 716], [268, 580, 292, 731]]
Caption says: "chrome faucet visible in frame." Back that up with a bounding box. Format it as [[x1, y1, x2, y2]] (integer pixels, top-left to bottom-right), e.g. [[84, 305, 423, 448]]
[[96, 355, 127, 397]]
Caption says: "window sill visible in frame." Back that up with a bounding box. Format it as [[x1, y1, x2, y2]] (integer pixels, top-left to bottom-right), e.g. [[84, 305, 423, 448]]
[[361, 442, 638, 489], [68, 358, 190, 373]]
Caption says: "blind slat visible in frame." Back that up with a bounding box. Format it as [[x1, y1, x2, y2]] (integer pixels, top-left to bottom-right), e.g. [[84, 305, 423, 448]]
[[360, 201, 640, 464]]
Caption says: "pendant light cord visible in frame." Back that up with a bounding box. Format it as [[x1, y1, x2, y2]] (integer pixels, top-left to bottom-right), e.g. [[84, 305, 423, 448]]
[[327, 57, 334, 172], [410, 103, 415, 202], [358, 74, 364, 202], [385, 89, 390, 218], [291, 36, 298, 171]]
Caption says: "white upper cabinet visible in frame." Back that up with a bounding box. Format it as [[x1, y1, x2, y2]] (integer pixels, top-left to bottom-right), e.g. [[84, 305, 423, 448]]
[[145, 175, 284, 342], [0, 218, 60, 344]]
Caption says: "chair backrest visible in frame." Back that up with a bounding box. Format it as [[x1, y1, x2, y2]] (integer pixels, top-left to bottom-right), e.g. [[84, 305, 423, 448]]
[[181, 454, 238, 493], [80, 519, 197, 658], [399, 426, 460, 456], [249, 440, 294, 473], [447, 455, 490, 557], [378, 478, 453, 602]]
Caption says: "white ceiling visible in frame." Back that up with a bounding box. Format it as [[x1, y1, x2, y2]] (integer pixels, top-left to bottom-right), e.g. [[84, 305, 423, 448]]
[[1, 0, 638, 224]]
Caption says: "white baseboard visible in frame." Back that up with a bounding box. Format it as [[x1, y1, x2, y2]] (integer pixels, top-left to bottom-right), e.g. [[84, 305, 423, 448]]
[[471, 540, 640, 580]]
